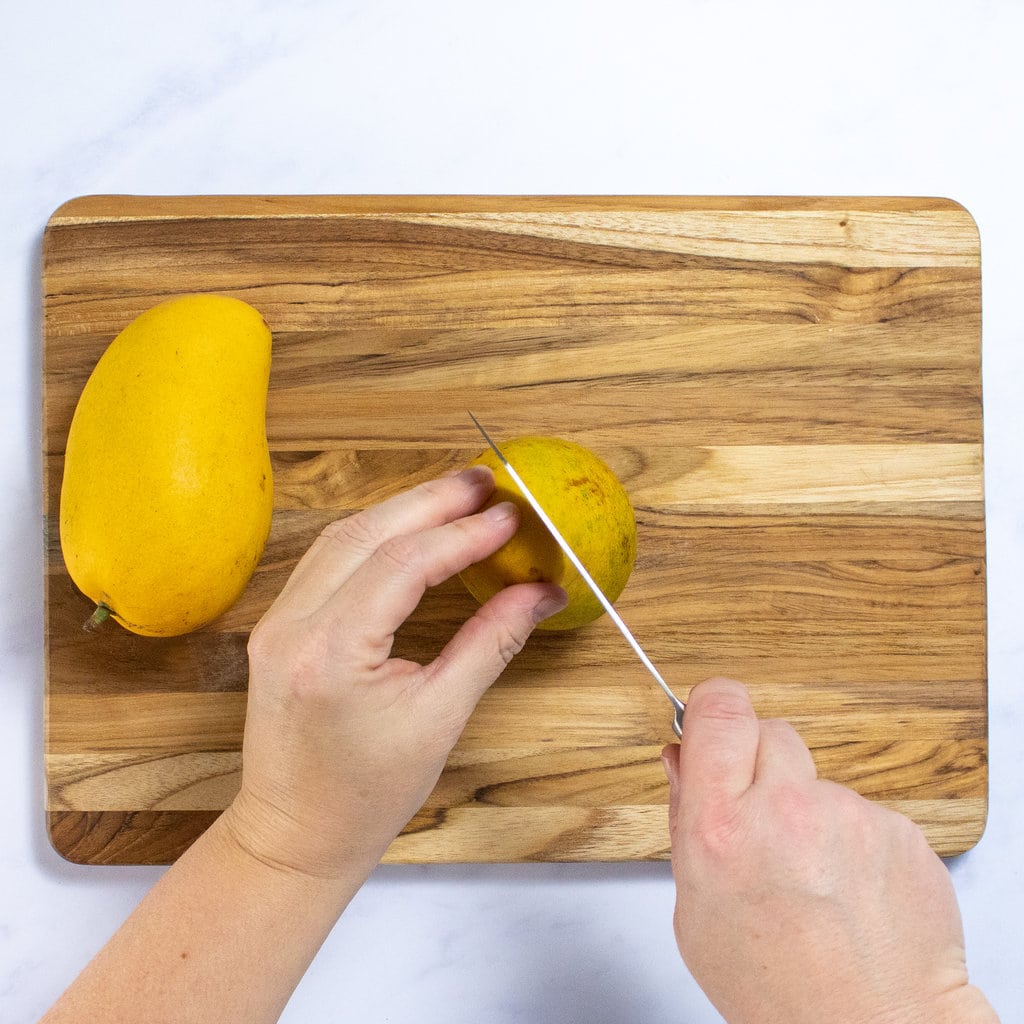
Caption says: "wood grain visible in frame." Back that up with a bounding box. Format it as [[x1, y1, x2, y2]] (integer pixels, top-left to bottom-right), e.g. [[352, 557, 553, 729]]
[[42, 195, 985, 863]]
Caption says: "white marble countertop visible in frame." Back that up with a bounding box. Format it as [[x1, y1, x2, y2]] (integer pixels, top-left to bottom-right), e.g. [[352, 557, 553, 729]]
[[3, 2, 1022, 1020]]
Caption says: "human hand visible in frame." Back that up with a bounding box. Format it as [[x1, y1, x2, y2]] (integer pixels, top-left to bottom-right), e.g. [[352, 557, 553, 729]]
[[223, 466, 566, 882], [662, 677, 998, 1024]]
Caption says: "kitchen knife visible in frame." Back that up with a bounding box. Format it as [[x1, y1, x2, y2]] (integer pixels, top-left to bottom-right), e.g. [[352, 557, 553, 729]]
[[468, 412, 686, 738]]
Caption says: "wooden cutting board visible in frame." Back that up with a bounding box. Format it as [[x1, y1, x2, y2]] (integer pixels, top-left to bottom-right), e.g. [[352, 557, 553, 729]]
[[42, 195, 986, 864]]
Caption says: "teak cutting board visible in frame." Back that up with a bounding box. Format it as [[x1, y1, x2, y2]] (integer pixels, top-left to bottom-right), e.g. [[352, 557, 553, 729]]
[[42, 195, 986, 864]]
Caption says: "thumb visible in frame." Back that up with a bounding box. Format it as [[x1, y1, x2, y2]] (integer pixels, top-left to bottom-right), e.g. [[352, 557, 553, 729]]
[[425, 582, 568, 723]]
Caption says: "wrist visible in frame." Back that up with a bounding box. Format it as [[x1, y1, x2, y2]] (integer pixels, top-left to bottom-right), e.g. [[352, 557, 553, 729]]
[[214, 795, 376, 907]]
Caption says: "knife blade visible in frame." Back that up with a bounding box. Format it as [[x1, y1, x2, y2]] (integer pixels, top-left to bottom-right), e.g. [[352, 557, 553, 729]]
[[468, 412, 685, 738]]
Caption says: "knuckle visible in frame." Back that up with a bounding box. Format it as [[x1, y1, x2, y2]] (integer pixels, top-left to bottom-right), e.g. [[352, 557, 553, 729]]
[[697, 690, 754, 725], [495, 620, 529, 666], [477, 604, 531, 666], [247, 617, 338, 708], [320, 511, 383, 553], [246, 616, 278, 666], [824, 778, 870, 819], [375, 533, 422, 577], [813, 781, 894, 859]]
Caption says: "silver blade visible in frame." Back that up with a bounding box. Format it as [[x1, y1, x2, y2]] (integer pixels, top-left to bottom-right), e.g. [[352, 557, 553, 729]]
[[468, 412, 685, 735]]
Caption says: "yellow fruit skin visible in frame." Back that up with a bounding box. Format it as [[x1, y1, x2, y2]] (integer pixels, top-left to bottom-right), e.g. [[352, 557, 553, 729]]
[[59, 294, 274, 637], [458, 436, 637, 631]]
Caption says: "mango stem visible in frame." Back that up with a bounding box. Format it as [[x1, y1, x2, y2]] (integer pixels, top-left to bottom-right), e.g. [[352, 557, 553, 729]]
[[84, 603, 111, 633]]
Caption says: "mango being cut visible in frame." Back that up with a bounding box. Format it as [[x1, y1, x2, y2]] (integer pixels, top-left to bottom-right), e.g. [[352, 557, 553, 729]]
[[59, 294, 274, 637], [459, 435, 637, 631]]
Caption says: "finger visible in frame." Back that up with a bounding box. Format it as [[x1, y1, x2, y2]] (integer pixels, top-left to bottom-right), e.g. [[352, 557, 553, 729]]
[[319, 499, 522, 653], [661, 743, 682, 839], [753, 718, 818, 786], [273, 466, 496, 618], [677, 677, 760, 814], [419, 580, 569, 727]]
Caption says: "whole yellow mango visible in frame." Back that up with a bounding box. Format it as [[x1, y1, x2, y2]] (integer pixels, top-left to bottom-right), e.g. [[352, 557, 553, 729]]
[[459, 436, 637, 631], [59, 294, 274, 637]]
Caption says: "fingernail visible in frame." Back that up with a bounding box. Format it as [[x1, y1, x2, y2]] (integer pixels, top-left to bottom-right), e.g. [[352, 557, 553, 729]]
[[484, 500, 517, 523], [532, 592, 568, 623], [458, 465, 492, 486]]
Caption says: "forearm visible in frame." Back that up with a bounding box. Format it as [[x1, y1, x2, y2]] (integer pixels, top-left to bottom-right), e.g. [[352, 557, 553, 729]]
[[40, 808, 367, 1024]]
